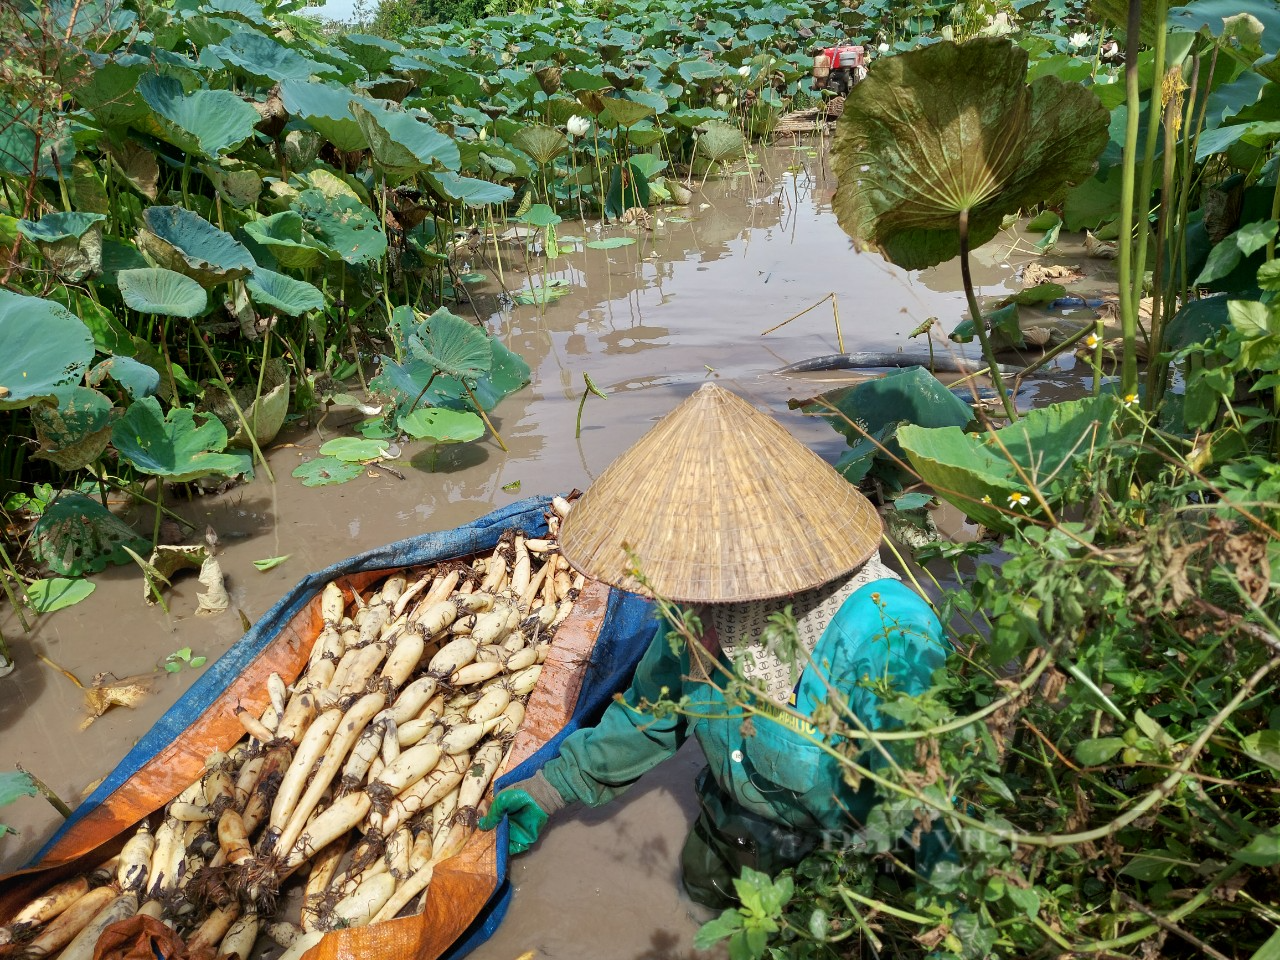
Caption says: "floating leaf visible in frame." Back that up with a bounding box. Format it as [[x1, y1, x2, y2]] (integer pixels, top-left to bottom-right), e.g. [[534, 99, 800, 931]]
[[0, 771, 37, 807], [81, 671, 154, 727], [831, 38, 1110, 270], [138, 206, 256, 287], [586, 237, 638, 249], [319, 436, 390, 462], [252, 554, 291, 571], [30, 494, 149, 576], [398, 407, 485, 443], [112, 396, 249, 482], [0, 289, 94, 411], [118, 268, 208, 318], [512, 280, 574, 305], [293, 455, 364, 486], [24, 577, 96, 613]]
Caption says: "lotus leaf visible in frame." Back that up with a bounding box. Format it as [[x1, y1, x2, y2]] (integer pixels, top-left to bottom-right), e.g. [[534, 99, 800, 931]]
[[293, 190, 387, 265], [587, 237, 638, 249], [278, 80, 372, 152], [898, 394, 1118, 533], [139, 74, 260, 158], [424, 172, 516, 208], [25, 578, 96, 614], [0, 290, 94, 411], [0, 102, 74, 178], [118, 268, 209, 318], [319, 436, 390, 461], [520, 204, 562, 228], [1169, 0, 1280, 57], [600, 96, 657, 128], [76, 55, 152, 127], [27, 0, 135, 45], [105, 140, 160, 200], [339, 33, 405, 73], [695, 121, 746, 165], [605, 162, 651, 220], [100, 238, 150, 286], [112, 396, 249, 483], [242, 210, 334, 268], [351, 101, 461, 183], [831, 38, 1109, 270], [138, 206, 256, 287], [210, 30, 339, 85], [18, 212, 106, 282], [202, 161, 263, 210], [0, 772, 37, 810], [513, 124, 569, 166], [205, 358, 290, 449], [30, 493, 149, 576], [89, 356, 160, 400], [293, 455, 364, 486], [244, 269, 324, 316], [31, 386, 115, 471], [408, 308, 492, 383], [399, 408, 485, 443]]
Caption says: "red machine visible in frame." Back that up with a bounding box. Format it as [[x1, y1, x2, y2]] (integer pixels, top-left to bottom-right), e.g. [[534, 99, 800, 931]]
[[812, 44, 867, 95]]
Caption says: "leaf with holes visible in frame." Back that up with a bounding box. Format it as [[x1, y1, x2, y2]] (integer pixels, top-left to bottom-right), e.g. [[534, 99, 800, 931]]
[[30, 494, 149, 576]]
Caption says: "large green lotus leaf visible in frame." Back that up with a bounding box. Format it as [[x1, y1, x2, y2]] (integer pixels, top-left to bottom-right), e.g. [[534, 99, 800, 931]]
[[0, 289, 94, 411], [293, 190, 386, 265], [898, 394, 1118, 533], [600, 96, 657, 128], [0, 101, 74, 178], [242, 211, 333, 268], [399, 407, 485, 444], [338, 34, 405, 73], [76, 55, 152, 128], [20, 0, 135, 47], [424, 172, 516, 209], [407, 308, 492, 384], [351, 101, 460, 183], [118, 268, 209, 318], [31, 386, 115, 471], [512, 124, 568, 166], [19, 212, 107, 282], [30, 493, 149, 576], [695, 121, 746, 165], [292, 455, 363, 486], [831, 37, 1110, 271], [138, 206, 256, 287], [378, 337, 531, 413], [112, 396, 248, 482], [278, 80, 371, 153], [138, 74, 260, 158], [245, 268, 324, 316], [209, 30, 338, 86], [1170, 0, 1280, 58]]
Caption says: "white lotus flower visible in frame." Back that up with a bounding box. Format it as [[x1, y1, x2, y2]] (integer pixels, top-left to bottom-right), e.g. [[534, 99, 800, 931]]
[[1069, 31, 1090, 51], [877, 42, 889, 53], [566, 115, 591, 138], [738, 65, 752, 78]]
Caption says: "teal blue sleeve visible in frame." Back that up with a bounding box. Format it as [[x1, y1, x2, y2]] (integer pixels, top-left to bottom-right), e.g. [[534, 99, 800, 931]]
[[823, 579, 947, 732], [541, 620, 689, 807]]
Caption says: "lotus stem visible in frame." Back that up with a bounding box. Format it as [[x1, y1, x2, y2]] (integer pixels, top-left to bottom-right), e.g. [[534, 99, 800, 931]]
[[1116, 0, 1144, 395], [17, 764, 71, 819], [189, 320, 276, 483], [0, 543, 32, 633], [957, 208, 1017, 421], [462, 381, 508, 452]]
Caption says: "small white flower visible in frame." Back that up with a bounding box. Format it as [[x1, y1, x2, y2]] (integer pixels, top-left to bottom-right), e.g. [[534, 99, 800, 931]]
[[1069, 31, 1090, 51], [1123, 392, 1139, 407], [738, 65, 752, 78], [860, 164, 870, 172], [566, 115, 590, 138], [1085, 333, 1099, 349], [1007, 492, 1031, 508], [478, 127, 488, 142], [877, 42, 889, 53]]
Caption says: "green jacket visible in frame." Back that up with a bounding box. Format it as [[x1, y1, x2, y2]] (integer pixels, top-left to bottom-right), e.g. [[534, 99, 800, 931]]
[[541, 578, 947, 833]]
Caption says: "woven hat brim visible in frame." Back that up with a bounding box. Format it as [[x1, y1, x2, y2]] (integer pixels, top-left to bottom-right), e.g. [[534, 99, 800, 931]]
[[558, 384, 883, 602]]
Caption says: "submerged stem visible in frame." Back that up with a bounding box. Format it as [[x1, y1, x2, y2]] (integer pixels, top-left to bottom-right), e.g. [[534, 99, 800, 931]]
[[958, 208, 1018, 420]]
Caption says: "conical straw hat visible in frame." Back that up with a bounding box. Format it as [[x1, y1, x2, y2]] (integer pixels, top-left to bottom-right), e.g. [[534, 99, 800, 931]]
[[558, 383, 882, 602]]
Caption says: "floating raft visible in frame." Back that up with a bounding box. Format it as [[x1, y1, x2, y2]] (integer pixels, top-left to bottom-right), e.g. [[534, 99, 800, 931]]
[[0, 497, 655, 960], [773, 97, 844, 135]]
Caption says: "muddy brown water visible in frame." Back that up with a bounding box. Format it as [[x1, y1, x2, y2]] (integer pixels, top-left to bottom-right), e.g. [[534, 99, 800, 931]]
[[1, 143, 1100, 957]]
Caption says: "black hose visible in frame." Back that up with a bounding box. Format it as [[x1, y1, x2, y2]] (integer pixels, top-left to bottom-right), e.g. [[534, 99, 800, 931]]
[[775, 351, 1025, 376]]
